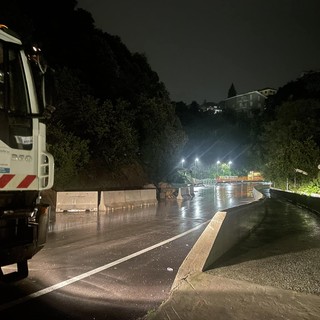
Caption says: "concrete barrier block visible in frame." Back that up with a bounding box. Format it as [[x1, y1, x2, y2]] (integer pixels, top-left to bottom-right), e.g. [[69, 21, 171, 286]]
[[181, 187, 190, 197], [206, 200, 266, 269], [172, 186, 267, 290], [125, 190, 143, 207], [172, 211, 227, 288], [56, 191, 98, 212], [103, 191, 126, 210], [101, 189, 158, 210], [176, 188, 183, 200], [140, 189, 157, 205]]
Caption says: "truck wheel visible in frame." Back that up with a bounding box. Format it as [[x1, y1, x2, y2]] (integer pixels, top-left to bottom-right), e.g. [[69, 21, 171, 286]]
[[17, 260, 29, 278]]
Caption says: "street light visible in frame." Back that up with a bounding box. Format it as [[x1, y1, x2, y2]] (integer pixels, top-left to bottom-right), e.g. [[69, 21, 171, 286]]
[[216, 160, 220, 177], [228, 161, 233, 176], [294, 168, 308, 188], [295, 168, 307, 175], [181, 158, 185, 168], [195, 158, 199, 167]]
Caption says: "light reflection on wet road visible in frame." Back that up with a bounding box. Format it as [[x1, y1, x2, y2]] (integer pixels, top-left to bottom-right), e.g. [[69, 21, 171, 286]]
[[48, 183, 258, 233]]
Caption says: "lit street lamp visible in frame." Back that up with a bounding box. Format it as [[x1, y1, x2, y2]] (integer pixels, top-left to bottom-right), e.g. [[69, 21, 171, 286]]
[[294, 168, 308, 188], [181, 158, 185, 168], [216, 160, 221, 177], [295, 168, 307, 175]]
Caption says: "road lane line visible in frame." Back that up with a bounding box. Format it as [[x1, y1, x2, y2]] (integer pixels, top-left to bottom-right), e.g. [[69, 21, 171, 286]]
[[0, 220, 210, 311]]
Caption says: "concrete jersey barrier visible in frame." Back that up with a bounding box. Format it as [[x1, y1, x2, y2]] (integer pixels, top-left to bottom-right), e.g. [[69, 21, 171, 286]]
[[56, 189, 158, 212], [99, 189, 157, 211], [172, 186, 266, 289], [270, 188, 320, 216], [56, 191, 98, 212]]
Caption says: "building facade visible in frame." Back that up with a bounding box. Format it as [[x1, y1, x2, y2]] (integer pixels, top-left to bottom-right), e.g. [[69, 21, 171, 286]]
[[221, 88, 276, 117]]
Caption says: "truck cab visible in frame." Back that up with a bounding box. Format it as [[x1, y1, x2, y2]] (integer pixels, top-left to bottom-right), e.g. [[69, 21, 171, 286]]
[[0, 25, 54, 280]]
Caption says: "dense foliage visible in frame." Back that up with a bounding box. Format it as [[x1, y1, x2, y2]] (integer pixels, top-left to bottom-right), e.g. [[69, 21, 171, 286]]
[[259, 75, 320, 192]]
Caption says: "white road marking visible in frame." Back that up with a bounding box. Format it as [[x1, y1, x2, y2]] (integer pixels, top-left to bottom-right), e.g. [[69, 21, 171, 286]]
[[0, 220, 210, 311]]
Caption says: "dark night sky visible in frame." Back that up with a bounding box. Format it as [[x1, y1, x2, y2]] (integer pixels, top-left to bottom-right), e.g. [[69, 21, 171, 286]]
[[76, 0, 320, 104]]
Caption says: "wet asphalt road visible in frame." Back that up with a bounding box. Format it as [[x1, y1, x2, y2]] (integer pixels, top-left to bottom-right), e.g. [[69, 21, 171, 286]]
[[0, 184, 258, 320]]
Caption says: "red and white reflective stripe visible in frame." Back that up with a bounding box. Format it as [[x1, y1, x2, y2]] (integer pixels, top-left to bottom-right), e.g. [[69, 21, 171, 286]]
[[0, 174, 14, 188], [17, 175, 37, 188], [0, 174, 36, 189]]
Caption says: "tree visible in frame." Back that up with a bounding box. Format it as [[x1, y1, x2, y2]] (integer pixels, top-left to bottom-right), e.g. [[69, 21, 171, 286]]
[[266, 71, 320, 119], [47, 124, 90, 190], [259, 99, 320, 187], [135, 96, 187, 182], [79, 97, 139, 166], [227, 83, 237, 98]]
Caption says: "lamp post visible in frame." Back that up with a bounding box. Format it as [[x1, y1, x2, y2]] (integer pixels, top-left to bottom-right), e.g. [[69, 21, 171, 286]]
[[228, 161, 232, 175], [216, 160, 221, 177], [181, 158, 185, 168], [192, 158, 199, 181], [294, 168, 308, 188]]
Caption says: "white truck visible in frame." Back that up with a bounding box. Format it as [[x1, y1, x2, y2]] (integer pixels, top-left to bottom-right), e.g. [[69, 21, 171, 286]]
[[0, 25, 54, 280]]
